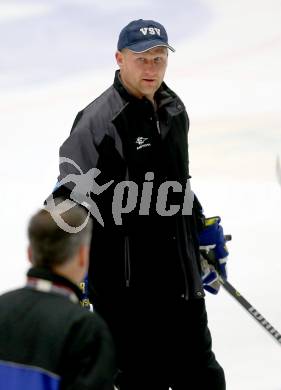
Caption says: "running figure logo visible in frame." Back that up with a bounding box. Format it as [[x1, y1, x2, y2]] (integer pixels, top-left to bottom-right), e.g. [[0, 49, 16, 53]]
[[45, 157, 114, 232]]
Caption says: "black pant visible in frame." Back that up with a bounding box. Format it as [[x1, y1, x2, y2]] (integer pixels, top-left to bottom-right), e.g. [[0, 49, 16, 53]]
[[96, 294, 225, 390]]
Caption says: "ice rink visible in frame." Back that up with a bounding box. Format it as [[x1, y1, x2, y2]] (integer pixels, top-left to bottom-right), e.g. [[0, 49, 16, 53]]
[[0, 1, 280, 388]]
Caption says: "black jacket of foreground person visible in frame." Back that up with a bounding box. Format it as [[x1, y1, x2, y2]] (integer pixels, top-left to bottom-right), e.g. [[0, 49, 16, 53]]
[[0, 267, 115, 390]]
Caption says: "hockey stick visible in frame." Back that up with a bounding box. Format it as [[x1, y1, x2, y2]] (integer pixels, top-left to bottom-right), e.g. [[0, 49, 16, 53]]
[[220, 276, 281, 345], [221, 235, 281, 346]]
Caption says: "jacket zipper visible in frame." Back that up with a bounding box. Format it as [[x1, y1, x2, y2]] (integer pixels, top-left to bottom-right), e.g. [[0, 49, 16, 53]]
[[124, 235, 131, 287], [156, 120, 160, 134]]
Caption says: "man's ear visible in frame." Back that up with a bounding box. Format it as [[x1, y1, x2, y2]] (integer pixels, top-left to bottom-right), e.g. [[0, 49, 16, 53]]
[[78, 245, 89, 270], [27, 245, 33, 264], [115, 50, 124, 67]]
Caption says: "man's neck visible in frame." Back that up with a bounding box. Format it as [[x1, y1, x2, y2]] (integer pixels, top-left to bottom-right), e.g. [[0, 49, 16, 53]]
[[118, 73, 156, 107]]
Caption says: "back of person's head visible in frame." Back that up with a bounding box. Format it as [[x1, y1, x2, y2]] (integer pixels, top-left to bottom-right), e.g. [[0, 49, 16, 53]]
[[28, 199, 92, 268]]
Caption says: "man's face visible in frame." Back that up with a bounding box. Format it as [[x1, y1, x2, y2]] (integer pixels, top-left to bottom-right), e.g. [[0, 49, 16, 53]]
[[116, 47, 168, 101]]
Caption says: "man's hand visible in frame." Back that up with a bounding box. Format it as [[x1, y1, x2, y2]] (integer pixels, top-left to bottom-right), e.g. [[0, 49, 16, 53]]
[[200, 256, 221, 294], [199, 216, 229, 293]]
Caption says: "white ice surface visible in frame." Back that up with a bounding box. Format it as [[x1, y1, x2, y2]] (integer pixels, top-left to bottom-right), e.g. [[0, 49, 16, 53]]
[[0, 1, 280, 389]]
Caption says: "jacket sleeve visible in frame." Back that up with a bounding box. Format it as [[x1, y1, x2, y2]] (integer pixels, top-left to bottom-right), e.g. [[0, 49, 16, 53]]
[[58, 111, 100, 186], [193, 194, 205, 232], [60, 313, 116, 390], [49, 111, 100, 203]]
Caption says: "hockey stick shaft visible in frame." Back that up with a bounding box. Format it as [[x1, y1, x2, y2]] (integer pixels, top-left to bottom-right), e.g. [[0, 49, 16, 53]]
[[211, 234, 281, 345], [220, 277, 281, 345]]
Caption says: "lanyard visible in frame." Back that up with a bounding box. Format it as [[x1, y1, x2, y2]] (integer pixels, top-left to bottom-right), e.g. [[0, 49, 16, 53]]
[[26, 277, 79, 304]]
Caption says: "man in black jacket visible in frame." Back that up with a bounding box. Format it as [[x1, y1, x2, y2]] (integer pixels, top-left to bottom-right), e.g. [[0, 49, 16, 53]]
[[53, 19, 226, 389], [0, 200, 116, 390]]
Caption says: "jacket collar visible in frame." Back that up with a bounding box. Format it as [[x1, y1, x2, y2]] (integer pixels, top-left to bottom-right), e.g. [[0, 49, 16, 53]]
[[113, 70, 176, 109], [26, 267, 83, 303]]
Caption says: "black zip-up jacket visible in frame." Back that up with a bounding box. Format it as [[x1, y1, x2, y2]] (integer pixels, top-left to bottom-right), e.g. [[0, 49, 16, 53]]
[[56, 71, 205, 304], [0, 267, 115, 390]]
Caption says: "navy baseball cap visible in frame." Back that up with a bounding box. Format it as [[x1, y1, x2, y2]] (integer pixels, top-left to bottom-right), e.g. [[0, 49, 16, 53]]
[[117, 19, 175, 53]]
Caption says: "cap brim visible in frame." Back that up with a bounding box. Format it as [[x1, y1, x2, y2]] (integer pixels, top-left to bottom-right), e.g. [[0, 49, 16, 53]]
[[126, 39, 175, 53]]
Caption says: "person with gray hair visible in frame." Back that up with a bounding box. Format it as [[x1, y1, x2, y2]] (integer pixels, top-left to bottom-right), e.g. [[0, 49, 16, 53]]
[[0, 200, 116, 390]]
